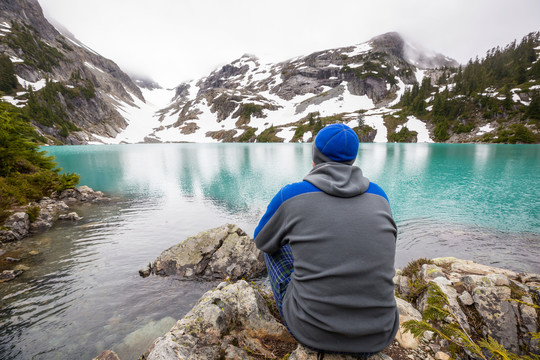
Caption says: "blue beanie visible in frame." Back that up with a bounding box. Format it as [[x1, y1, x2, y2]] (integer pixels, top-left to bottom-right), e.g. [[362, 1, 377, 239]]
[[313, 123, 359, 165]]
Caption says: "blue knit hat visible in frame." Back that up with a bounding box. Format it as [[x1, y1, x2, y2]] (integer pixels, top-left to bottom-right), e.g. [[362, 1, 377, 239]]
[[313, 123, 359, 165]]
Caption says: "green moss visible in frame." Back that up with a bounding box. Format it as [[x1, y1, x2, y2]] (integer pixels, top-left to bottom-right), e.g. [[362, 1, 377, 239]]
[[237, 127, 257, 142], [508, 281, 527, 300], [26, 205, 40, 222], [401, 258, 435, 303], [256, 126, 282, 143], [402, 258, 434, 278]]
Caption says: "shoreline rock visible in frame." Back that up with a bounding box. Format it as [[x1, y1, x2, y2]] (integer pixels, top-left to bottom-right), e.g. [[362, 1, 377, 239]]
[[394, 256, 540, 356], [0, 186, 110, 282], [0, 186, 109, 244], [94, 224, 540, 359], [140, 224, 266, 281]]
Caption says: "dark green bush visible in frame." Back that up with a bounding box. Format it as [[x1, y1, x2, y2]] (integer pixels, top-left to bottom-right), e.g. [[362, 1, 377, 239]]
[[0, 102, 80, 223]]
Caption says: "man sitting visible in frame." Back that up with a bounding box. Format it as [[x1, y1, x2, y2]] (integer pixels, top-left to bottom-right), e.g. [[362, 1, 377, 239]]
[[254, 123, 399, 356]]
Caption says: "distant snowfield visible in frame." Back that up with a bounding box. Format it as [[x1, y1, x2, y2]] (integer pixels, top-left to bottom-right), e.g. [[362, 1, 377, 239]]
[[397, 116, 434, 143], [477, 123, 496, 135], [93, 87, 176, 144], [92, 76, 435, 144]]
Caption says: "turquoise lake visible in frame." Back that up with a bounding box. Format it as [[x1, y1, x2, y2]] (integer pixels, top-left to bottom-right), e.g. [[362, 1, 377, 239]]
[[1, 143, 539, 359]]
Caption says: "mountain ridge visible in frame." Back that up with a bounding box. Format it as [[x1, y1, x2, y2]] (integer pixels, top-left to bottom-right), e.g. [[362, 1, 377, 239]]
[[0, 0, 144, 144], [1, 0, 538, 144]]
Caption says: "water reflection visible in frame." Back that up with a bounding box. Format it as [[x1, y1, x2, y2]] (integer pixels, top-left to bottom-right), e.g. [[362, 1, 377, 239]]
[[43, 143, 540, 237]]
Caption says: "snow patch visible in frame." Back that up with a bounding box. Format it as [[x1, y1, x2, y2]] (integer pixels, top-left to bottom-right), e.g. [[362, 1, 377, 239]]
[[17, 76, 47, 91], [84, 61, 105, 74], [278, 126, 295, 142], [415, 69, 426, 84], [1, 96, 26, 108], [9, 55, 24, 63], [388, 78, 408, 107], [477, 123, 495, 135], [363, 114, 387, 142], [299, 83, 374, 118], [396, 116, 433, 143], [344, 42, 372, 57]]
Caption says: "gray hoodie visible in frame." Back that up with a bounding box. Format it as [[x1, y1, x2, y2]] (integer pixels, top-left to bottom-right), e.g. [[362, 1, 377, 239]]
[[254, 162, 399, 353]]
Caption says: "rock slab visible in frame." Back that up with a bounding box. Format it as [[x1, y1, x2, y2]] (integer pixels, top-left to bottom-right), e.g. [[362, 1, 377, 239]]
[[142, 280, 296, 360], [146, 224, 266, 281], [142, 280, 392, 360], [395, 257, 540, 356]]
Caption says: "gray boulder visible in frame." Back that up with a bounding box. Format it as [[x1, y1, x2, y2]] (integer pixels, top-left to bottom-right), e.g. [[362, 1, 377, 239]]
[[147, 224, 266, 281], [1, 186, 108, 243], [0, 212, 30, 242]]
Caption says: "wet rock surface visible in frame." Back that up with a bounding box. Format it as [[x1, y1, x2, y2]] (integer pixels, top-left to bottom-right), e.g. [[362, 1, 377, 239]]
[[143, 224, 266, 281], [139, 255, 540, 359], [0, 186, 109, 244]]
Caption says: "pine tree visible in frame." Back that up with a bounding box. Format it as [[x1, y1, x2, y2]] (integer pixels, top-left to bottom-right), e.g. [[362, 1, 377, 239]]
[[526, 92, 540, 121], [0, 55, 18, 93]]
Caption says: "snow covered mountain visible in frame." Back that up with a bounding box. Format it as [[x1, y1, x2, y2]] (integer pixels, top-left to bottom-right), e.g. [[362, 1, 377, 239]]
[[103, 32, 457, 144], [0, 0, 458, 144]]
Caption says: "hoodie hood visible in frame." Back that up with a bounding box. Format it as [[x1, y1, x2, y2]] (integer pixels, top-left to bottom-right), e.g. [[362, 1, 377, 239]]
[[303, 162, 369, 198]]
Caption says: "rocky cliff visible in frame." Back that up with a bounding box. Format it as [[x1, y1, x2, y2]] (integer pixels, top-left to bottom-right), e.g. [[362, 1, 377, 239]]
[[0, 0, 144, 144]]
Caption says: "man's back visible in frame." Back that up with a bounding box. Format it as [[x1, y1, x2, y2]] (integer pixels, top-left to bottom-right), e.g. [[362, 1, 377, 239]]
[[255, 162, 398, 352], [254, 124, 399, 354]]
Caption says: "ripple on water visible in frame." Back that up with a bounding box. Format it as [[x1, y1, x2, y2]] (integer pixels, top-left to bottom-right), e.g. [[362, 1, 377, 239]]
[[396, 218, 540, 272]]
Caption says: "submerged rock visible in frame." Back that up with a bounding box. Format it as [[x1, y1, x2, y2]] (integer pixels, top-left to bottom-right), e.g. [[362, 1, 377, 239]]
[[58, 212, 83, 221], [146, 224, 265, 281], [0, 269, 24, 283]]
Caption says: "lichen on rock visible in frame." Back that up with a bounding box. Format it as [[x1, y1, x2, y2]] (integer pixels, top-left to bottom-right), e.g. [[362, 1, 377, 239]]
[[145, 224, 266, 281]]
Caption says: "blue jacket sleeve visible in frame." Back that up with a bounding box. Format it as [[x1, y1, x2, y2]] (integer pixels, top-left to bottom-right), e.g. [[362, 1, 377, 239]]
[[254, 188, 288, 254], [254, 181, 321, 254]]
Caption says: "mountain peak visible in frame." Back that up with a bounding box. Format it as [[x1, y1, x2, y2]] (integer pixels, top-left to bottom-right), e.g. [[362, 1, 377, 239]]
[[369, 32, 458, 69]]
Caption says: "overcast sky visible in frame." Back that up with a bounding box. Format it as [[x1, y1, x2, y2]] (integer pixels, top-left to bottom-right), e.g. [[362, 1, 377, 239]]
[[38, 0, 540, 88]]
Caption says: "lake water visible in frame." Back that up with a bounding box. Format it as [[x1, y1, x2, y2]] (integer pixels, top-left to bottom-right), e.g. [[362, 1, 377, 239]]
[[1, 143, 539, 359]]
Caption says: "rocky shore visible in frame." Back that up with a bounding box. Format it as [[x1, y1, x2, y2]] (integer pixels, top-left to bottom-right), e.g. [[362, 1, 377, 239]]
[[0, 186, 109, 283], [94, 224, 540, 360]]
